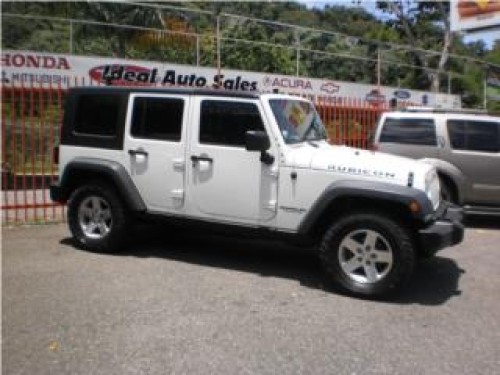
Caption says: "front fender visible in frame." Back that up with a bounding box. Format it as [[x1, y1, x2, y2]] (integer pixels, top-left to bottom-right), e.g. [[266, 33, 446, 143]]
[[297, 180, 434, 237]]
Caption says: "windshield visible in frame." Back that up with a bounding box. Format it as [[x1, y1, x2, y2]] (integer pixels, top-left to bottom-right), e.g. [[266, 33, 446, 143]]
[[269, 99, 328, 144]]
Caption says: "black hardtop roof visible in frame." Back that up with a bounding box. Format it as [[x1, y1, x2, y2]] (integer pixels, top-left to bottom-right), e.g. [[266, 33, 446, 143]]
[[69, 86, 261, 99]]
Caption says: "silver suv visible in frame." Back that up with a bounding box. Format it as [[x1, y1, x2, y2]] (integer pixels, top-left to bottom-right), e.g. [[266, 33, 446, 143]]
[[373, 109, 500, 215]]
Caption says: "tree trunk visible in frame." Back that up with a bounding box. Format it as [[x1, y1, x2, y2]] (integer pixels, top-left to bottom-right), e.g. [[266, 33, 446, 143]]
[[386, 1, 452, 93], [433, 1, 453, 93]]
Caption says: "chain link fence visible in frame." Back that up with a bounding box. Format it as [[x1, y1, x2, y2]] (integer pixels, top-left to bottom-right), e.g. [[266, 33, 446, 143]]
[[3, 7, 487, 91]]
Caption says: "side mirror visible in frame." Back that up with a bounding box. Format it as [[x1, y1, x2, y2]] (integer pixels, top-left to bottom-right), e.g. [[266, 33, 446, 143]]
[[245, 131, 270, 152], [245, 130, 274, 165]]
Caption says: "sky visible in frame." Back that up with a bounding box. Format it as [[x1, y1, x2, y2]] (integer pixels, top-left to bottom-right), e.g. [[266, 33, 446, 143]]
[[299, 0, 499, 49], [463, 30, 498, 48]]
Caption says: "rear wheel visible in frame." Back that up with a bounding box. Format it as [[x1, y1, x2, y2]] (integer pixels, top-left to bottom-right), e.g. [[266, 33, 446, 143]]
[[319, 212, 416, 298], [67, 182, 129, 252]]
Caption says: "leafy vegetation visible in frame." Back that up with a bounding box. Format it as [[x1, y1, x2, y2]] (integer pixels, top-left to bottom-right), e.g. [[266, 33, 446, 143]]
[[1, 1, 499, 110]]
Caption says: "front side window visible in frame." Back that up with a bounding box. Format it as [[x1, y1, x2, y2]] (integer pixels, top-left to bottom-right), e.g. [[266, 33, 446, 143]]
[[269, 99, 327, 144], [131, 97, 184, 141], [379, 118, 437, 146], [447, 119, 500, 153], [74, 94, 121, 136], [199, 100, 265, 147]]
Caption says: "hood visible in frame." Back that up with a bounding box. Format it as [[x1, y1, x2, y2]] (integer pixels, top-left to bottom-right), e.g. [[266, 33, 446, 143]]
[[284, 141, 433, 187]]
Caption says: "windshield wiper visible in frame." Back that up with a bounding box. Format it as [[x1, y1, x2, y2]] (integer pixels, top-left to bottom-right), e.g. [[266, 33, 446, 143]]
[[301, 117, 328, 144], [300, 117, 317, 143]]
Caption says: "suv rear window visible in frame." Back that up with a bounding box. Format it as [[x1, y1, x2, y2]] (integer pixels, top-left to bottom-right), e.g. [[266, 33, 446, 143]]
[[379, 118, 437, 146], [131, 97, 184, 141], [447, 120, 500, 153], [73, 94, 121, 136]]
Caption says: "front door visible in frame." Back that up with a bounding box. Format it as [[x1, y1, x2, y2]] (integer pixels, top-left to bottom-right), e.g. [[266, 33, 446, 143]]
[[124, 93, 187, 212], [188, 97, 278, 224]]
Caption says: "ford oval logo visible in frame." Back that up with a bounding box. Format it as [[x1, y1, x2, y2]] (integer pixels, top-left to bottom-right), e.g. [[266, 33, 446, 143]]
[[394, 90, 411, 99]]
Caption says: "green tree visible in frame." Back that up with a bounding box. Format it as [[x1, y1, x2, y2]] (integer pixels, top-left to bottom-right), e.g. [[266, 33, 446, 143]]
[[376, 1, 452, 92], [1, 0, 495, 107], [485, 41, 500, 113], [220, 19, 295, 74], [2, 2, 70, 53]]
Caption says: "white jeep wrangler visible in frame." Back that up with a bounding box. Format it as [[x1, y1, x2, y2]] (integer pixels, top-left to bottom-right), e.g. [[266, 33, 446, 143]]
[[51, 87, 464, 298]]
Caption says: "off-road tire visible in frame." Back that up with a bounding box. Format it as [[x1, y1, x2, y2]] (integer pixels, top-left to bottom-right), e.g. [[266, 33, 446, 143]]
[[67, 182, 129, 253], [319, 212, 416, 298]]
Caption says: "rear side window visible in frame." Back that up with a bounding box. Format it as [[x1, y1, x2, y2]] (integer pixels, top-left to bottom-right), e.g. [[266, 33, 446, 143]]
[[379, 118, 437, 146], [73, 94, 121, 136], [131, 97, 184, 141], [199, 100, 265, 147], [447, 120, 500, 153]]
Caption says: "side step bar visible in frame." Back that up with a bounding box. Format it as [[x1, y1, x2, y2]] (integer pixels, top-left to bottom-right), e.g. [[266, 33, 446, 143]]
[[464, 205, 500, 216]]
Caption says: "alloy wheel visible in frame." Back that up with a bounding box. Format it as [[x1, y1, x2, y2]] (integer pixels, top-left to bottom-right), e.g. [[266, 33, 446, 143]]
[[78, 196, 113, 239], [338, 229, 394, 284]]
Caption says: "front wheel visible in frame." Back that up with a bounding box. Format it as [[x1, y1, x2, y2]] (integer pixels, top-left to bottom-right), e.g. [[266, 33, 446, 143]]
[[67, 182, 129, 252], [319, 213, 416, 298]]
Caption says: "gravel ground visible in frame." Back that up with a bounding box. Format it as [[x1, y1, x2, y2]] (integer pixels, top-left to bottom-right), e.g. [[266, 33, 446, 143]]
[[2, 219, 500, 375]]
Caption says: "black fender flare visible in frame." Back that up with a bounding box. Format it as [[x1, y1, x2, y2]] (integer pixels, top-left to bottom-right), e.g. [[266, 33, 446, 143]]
[[297, 180, 434, 237], [57, 158, 146, 212]]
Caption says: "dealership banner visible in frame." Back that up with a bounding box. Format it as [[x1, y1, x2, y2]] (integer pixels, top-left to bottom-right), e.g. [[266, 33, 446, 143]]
[[1, 50, 461, 108], [487, 66, 500, 101], [451, 0, 500, 32]]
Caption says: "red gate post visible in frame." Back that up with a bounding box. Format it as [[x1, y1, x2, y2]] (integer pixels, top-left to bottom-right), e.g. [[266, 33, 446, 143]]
[[1, 87, 10, 223], [48, 84, 56, 219], [39, 79, 47, 221], [20, 78, 28, 221], [10, 82, 19, 223]]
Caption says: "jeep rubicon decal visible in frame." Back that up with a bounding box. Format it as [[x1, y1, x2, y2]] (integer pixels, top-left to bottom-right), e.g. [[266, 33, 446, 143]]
[[328, 164, 396, 179]]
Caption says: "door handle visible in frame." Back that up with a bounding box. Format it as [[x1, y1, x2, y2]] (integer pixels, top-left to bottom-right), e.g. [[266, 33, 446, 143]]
[[191, 155, 213, 163], [128, 149, 149, 157]]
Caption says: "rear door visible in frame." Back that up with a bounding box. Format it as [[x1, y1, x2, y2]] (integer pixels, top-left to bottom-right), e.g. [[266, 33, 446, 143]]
[[124, 93, 188, 212], [445, 119, 500, 204], [376, 116, 439, 159]]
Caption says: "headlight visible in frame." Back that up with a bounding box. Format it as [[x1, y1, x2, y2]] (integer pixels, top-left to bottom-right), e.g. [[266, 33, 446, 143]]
[[425, 169, 440, 210]]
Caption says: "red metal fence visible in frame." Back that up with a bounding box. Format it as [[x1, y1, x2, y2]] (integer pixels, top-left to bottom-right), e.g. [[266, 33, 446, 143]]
[[1, 79, 389, 225], [316, 96, 387, 149], [2, 82, 66, 225]]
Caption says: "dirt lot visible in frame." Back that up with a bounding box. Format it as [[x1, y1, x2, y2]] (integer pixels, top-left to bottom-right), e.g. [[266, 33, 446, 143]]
[[2, 219, 500, 375]]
